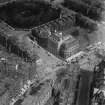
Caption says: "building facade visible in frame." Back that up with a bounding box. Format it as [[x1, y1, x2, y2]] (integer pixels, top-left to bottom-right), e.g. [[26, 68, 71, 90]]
[[59, 36, 80, 59]]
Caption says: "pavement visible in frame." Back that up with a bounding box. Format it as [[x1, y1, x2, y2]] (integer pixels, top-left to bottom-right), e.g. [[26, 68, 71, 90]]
[[27, 38, 64, 66]]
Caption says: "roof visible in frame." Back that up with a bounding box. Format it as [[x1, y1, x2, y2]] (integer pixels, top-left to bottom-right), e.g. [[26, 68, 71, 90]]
[[49, 29, 76, 43], [60, 35, 78, 50], [22, 81, 52, 105]]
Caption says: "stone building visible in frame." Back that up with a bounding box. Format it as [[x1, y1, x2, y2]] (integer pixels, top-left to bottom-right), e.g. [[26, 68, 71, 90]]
[[22, 81, 52, 105], [48, 30, 80, 59]]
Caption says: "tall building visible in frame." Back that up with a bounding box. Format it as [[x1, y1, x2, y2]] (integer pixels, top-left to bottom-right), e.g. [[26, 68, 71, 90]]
[[31, 26, 80, 59], [58, 34, 80, 59], [47, 30, 80, 58]]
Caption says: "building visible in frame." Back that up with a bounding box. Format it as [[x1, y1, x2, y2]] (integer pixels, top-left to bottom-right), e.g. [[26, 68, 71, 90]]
[[29, 8, 80, 59], [22, 80, 52, 105], [47, 30, 80, 59], [58, 34, 80, 59], [31, 26, 50, 49], [91, 60, 105, 105], [31, 26, 79, 59], [94, 60, 105, 90]]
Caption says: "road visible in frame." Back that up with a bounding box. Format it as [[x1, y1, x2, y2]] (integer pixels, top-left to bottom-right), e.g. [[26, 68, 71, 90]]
[[76, 70, 93, 105], [27, 38, 64, 65]]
